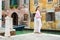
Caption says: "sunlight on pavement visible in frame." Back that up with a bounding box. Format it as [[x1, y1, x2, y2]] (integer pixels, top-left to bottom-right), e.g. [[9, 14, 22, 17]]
[[0, 33, 60, 40]]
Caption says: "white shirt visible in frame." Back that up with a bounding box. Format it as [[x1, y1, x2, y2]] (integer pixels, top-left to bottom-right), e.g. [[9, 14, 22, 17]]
[[35, 10, 41, 18]]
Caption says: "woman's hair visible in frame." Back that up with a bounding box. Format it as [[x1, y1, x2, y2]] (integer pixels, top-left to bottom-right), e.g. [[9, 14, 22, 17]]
[[35, 6, 39, 11]]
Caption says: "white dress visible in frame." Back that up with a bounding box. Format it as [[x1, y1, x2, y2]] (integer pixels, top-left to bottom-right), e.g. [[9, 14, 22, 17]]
[[34, 10, 42, 33]]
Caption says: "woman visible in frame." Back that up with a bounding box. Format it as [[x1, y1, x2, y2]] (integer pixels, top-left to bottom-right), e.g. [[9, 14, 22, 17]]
[[34, 6, 42, 33]]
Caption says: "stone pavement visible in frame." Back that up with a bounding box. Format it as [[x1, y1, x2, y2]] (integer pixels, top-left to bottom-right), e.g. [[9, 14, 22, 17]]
[[0, 33, 60, 40]]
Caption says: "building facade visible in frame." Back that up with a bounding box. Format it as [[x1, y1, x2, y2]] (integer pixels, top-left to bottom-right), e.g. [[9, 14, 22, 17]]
[[2, 0, 30, 28], [30, 0, 60, 30], [2, 0, 60, 30]]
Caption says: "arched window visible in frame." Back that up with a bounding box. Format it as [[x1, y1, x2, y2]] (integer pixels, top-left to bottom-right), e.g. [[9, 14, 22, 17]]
[[24, 14, 28, 21], [10, 0, 19, 8]]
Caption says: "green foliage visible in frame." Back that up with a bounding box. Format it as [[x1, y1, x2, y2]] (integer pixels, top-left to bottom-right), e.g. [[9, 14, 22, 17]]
[[10, 5, 13, 9], [10, 5, 18, 9]]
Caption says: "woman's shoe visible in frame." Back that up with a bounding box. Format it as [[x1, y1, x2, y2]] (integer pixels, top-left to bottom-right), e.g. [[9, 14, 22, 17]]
[[34, 32, 42, 34]]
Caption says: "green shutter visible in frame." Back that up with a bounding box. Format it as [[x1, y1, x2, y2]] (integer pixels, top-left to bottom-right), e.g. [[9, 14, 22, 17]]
[[2, 1, 5, 10], [10, 0, 18, 8]]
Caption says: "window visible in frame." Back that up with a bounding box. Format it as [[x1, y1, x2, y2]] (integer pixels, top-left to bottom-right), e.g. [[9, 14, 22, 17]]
[[24, 14, 28, 21], [34, 0, 38, 6], [24, 0, 29, 7], [24, 0, 27, 7], [48, 0, 52, 2], [24, 0, 29, 4], [58, 0, 60, 5], [2, 1, 5, 10], [10, 0, 19, 8], [46, 12, 55, 21], [24, 0, 26, 4], [47, 0, 53, 3]]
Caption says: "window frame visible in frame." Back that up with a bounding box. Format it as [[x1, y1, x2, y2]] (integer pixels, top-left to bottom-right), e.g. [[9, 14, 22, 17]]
[[47, 0, 53, 4]]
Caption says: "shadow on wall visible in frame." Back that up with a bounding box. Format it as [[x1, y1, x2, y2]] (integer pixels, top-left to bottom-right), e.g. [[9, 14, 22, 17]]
[[30, 13, 35, 22]]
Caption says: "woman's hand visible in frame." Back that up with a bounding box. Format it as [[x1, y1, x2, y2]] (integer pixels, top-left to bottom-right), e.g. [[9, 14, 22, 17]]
[[36, 16, 42, 18], [40, 16, 42, 18], [37, 16, 42, 18]]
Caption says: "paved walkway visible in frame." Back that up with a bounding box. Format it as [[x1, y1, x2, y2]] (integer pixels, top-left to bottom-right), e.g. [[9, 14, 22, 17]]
[[0, 33, 60, 40]]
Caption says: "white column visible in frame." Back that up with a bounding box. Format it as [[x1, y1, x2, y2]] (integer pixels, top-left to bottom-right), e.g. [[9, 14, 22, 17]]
[[5, 16, 13, 36], [0, 0, 2, 27], [5, 0, 10, 10]]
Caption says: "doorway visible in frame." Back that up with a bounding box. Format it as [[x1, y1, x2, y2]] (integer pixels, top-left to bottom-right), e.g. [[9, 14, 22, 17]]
[[11, 12, 18, 25]]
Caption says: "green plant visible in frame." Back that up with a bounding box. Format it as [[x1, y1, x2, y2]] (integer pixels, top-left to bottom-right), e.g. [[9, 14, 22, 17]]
[[14, 5, 18, 8], [10, 5, 14, 9], [10, 5, 18, 9]]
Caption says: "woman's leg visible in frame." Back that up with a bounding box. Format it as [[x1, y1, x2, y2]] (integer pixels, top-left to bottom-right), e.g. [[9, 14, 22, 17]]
[[34, 18, 40, 33], [39, 19, 42, 33], [34, 17, 37, 32], [37, 19, 40, 33]]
